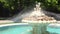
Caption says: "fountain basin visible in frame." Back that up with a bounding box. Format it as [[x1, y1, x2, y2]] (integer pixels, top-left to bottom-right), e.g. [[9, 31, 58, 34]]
[[47, 23, 60, 34], [29, 22, 50, 34], [22, 20, 56, 34], [0, 23, 33, 34]]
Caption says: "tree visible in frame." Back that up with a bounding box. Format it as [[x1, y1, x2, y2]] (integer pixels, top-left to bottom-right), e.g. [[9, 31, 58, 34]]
[[39, 0, 60, 13]]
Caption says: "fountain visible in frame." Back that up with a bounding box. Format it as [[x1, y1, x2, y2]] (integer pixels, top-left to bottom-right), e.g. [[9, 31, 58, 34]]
[[22, 1, 56, 22], [22, 2, 57, 34]]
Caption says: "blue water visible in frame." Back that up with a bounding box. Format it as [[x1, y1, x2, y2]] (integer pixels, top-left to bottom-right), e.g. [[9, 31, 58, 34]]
[[0, 25, 33, 34], [47, 26, 60, 34]]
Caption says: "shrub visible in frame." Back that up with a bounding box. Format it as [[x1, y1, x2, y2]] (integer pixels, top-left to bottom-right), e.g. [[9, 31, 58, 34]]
[[39, 0, 60, 13]]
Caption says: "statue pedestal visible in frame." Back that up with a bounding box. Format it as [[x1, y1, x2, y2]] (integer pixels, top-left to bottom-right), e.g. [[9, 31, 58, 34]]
[[29, 21, 55, 34]]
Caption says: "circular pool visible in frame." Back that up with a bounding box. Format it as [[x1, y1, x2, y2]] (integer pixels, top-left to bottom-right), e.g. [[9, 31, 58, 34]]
[[0, 23, 33, 34]]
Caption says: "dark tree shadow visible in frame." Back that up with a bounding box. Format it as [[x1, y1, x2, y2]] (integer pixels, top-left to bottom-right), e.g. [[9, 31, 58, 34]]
[[0, 1, 10, 18]]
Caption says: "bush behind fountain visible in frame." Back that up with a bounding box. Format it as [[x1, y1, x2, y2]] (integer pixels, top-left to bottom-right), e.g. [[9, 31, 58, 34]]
[[38, 0, 60, 13]]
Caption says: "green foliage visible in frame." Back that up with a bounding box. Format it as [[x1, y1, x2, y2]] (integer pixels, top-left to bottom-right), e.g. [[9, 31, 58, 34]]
[[0, 0, 60, 14], [0, 0, 18, 11], [1, 0, 35, 11], [39, 0, 60, 13], [20, 0, 36, 8], [0, 0, 36, 17], [0, 0, 20, 17]]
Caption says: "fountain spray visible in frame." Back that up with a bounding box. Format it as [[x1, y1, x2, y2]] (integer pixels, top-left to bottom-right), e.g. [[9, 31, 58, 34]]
[[29, 2, 45, 17]]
